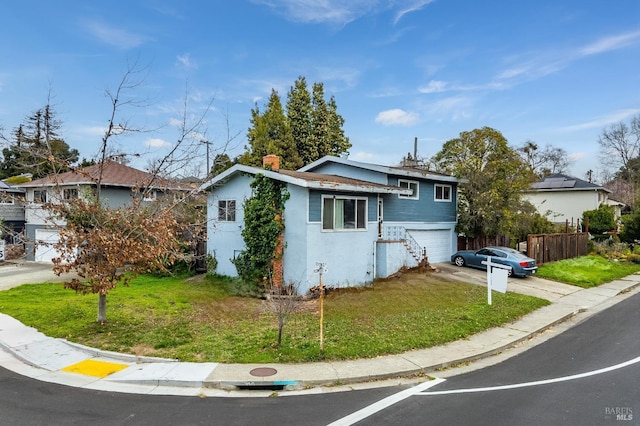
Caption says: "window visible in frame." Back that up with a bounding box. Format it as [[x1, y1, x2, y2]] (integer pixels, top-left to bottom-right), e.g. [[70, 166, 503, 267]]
[[33, 190, 47, 203], [0, 191, 14, 205], [63, 188, 78, 200], [398, 179, 419, 199], [142, 190, 156, 202], [218, 199, 236, 222], [322, 196, 367, 230], [435, 184, 452, 202]]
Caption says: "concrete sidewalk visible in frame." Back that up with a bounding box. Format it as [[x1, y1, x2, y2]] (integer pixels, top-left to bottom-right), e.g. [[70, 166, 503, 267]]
[[1, 261, 639, 396]]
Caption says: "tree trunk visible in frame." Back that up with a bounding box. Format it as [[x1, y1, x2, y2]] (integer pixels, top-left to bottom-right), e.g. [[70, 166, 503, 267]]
[[97, 294, 107, 324]]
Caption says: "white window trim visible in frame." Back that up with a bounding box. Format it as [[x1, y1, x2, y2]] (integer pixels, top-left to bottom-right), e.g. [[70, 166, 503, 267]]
[[321, 195, 368, 232], [434, 184, 452, 202], [217, 199, 237, 222], [0, 192, 14, 205], [398, 179, 419, 200], [33, 189, 48, 204], [142, 190, 157, 202]]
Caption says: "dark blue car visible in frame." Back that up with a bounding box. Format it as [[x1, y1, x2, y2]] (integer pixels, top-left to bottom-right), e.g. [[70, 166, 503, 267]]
[[451, 246, 538, 277]]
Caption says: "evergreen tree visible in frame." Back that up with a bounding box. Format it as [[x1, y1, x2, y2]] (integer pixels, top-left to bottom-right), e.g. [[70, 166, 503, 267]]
[[242, 77, 350, 169], [243, 90, 302, 170]]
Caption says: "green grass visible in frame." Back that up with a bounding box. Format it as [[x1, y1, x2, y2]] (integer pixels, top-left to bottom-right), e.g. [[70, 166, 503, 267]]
[[536, 255, 640, 288], [0, 272, 549, 363]]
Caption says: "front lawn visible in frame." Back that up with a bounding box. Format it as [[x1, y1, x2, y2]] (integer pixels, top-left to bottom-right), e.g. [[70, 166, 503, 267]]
[[0, 271, 549, 363], [536, 255, 640, 288]]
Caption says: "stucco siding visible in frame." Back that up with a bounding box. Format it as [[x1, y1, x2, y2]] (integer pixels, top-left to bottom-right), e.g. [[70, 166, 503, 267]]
[[524, 191, 601, 224], [206, 173, 253, 277]]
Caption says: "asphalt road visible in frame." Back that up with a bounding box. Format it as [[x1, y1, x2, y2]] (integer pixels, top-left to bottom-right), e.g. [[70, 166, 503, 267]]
[[1, 288, 639, 425]]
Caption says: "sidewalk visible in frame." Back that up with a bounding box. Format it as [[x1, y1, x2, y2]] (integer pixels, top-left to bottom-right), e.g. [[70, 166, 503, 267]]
[[1, 261, 639, 396]]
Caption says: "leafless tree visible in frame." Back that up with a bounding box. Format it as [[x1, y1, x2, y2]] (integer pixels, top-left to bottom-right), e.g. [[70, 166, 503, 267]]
[[598, 115, 640, 173], [518, 140, 571, 177], [266, 282, 301, 347]]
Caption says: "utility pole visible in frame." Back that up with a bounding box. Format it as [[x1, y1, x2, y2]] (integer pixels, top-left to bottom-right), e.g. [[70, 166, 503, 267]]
[[201, 139, 212, 176]]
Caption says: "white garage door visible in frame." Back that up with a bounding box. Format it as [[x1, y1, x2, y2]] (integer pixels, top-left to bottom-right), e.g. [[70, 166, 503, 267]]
[[35, 229, 61, 263], [408, 229, 452, 263]]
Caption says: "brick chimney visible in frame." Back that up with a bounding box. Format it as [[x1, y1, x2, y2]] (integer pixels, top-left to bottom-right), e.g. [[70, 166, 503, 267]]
[[263, 154, 280, 171]]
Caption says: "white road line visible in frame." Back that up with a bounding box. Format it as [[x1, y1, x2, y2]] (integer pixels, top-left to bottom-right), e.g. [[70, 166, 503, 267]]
[[420, 355, 640, 396], [327, 378, 446, 426]]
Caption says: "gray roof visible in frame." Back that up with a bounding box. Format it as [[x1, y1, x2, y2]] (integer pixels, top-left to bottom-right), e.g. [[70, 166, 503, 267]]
[[528, 173, 610, 193], [199, 164, 413, 195]]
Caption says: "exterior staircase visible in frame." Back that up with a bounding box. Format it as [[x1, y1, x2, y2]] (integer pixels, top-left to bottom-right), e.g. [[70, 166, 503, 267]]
[[383, 225, 426, 262]]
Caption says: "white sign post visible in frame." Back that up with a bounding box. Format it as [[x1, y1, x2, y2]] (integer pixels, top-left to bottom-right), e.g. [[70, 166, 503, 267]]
[[482, 256, 511, 305]]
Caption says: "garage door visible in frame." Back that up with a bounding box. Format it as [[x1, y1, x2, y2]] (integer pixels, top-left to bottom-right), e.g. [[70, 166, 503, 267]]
[[35, 229, 61, 263], [407, 229, 452, 263]]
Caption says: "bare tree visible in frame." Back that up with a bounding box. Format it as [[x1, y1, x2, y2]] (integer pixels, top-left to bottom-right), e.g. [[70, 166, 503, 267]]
[[49, 61, 222, 324], [266, 283, 301, 347], [598, 115, 640, 173], [518, 140, 571, 177]]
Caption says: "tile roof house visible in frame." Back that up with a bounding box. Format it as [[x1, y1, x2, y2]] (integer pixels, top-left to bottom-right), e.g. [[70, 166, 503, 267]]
[[199, 155, 464, 294], [17, 160, 191, 262], [522, 173, 618, 227]]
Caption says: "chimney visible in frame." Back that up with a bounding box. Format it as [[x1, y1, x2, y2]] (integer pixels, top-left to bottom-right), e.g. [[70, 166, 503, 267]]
[[263, 154, 280, 171]]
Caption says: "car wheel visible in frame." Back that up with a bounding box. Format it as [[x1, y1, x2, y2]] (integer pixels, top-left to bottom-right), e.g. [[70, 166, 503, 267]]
[[453, 256, 466, 267], [507, 268, 513, 277]]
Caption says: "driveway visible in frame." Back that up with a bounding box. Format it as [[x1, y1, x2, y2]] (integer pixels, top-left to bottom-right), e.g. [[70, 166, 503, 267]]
[[0, 261, 78, 291], [433, 262, 579, 302]]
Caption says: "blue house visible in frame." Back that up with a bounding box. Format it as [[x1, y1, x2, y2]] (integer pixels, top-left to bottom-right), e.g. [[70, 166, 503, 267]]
[[199, 155, 464, 294]]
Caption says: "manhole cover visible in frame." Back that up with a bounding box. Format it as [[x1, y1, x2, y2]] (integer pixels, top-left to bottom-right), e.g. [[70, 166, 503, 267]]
[[250, 367, 278, 377]]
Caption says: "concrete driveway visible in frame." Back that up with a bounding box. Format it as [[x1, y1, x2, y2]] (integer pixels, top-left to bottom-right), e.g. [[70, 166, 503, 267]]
[[433, 262, 580, 302], [0, 261, 78, 291]]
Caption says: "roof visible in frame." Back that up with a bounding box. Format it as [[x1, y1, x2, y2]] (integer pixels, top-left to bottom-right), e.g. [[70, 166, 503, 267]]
[[17, 161, 191, 191], [526, 173, 611, 193], [199, 164, 414, 195], [299, 155, 466, 183], [0, 181, 25, 193]]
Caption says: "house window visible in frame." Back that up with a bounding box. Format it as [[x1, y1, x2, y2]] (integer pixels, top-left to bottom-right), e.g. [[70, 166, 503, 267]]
[[435, 184, 452, 202], [33, 190, 47, 203], [63, 188, 78, 200], [142, 190, 156, 202], [218, 199, 236, 222], [322, 196, 367, 231], [0, 191, 14, 205], [398, 179, 419, 199]]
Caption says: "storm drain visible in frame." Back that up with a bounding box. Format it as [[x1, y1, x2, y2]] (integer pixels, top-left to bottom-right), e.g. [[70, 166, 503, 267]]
[[233, 367, 298, 391]]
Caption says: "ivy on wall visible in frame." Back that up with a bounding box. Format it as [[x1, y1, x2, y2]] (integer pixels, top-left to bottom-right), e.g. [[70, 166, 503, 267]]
[[233, 173, 290, 290]]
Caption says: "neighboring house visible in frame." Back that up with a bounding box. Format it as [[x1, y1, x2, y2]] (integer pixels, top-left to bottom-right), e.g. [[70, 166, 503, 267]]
[[522, 173, 616, 227], [199, 155, 464, 294], [0, 180, 26, 243], [16, 160, 191, 262]]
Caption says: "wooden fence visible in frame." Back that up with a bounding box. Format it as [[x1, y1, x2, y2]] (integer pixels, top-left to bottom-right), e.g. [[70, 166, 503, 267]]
[[527, 232, 589, 265], [457, 235, 510, 251]]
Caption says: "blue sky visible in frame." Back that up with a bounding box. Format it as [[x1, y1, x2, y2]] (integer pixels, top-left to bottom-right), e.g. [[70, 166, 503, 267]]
[[1, 0, 639, 180]]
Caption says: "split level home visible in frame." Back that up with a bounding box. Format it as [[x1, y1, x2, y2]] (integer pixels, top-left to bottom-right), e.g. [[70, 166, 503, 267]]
[[16, 160, 192, 262], [199, 155, 465, 294], [522, 173, 622, 227]]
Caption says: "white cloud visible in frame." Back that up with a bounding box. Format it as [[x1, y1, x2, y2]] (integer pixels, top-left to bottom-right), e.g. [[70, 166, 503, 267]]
[[580, 31, 640, 56], [557, 109, 640, 132], [393, 0, 435, 25], [351, 151, 375, 161], [144, 138, 171, 148], [375, 108, 419, 126], [418, 80, 448, 94], [253, 0, 435, 26], [81, 19, 150, 49], [177, 53, 197, 69]]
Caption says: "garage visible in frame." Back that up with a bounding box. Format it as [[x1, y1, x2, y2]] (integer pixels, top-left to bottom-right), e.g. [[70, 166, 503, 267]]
[[407, 229, 453, 263], [34, 229, 61, 263]]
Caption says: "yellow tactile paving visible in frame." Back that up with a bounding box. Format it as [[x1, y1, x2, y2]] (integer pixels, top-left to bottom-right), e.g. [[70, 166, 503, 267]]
[[62, 359, 129, 378]]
